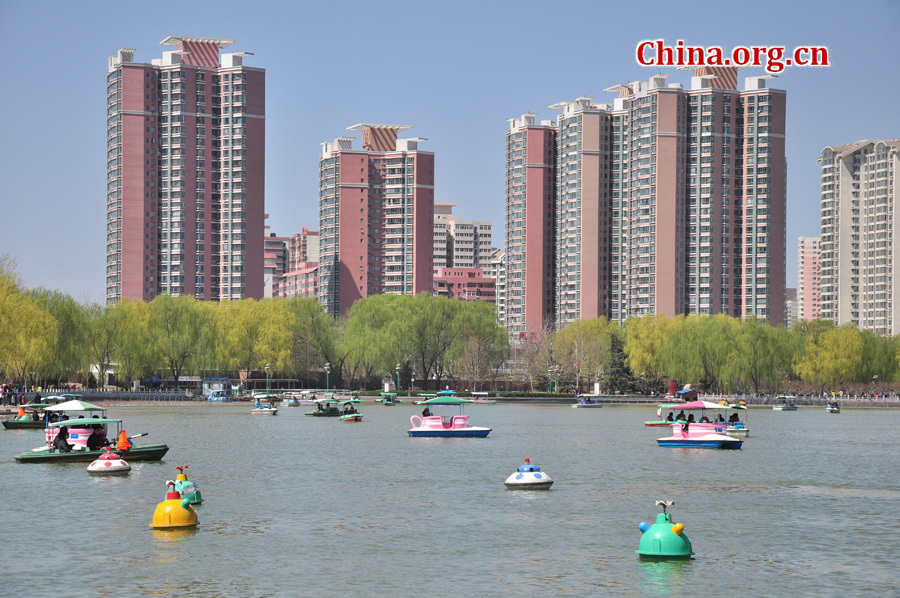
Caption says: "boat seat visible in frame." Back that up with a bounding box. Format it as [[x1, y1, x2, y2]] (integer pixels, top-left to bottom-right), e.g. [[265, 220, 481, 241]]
[[451, 415, 469, 429]]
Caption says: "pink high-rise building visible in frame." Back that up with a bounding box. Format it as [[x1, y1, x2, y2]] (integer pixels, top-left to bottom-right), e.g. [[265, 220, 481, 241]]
[[106, 36, 265, 304], [318, 124, 434, 316], [797, 236, 820, 321], [602, 68, 786, 325], [505, 114, 556, 336]]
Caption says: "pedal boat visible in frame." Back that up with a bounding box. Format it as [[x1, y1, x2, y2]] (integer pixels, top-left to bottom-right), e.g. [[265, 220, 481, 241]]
[[339, 398, 363, 422], [15, 416, 169, 463], [408, 396, 491, 438], [656, 401, 743, 449]]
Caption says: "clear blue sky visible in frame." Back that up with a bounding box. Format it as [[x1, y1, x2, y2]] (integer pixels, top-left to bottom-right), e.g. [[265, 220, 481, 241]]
[[1, 0, 898, 303]]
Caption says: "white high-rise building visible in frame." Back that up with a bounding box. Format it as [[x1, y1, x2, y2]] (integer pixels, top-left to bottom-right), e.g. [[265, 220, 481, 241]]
[[818, 139, 900, 335]]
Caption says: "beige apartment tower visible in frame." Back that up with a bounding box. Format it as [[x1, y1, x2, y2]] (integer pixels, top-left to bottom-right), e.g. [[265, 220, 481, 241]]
[[818, 140, 900, 335]]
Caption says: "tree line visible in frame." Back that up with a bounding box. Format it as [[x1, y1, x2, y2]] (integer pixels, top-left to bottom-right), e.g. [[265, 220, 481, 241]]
[[1, 257, 898, 394]]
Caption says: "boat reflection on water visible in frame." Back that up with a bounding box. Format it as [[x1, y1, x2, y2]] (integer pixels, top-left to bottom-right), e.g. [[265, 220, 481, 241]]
[[637, 560, 692, 596]]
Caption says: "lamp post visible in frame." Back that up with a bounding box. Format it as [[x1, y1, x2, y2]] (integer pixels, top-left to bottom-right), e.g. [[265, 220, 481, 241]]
[[548, 365, 560, 394], [395, 363, 401, 392], [324, 363, 331, 393], [265, 363, 270, 395]]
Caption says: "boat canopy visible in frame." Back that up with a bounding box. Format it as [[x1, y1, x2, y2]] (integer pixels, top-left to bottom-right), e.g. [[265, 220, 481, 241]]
[[50, 418, 121, 427], [46, 400, 106, 412], [666, 400, 732, 411], [339, 399, 362, 405], [418, 396, 474, 406], [380, 392, 397, 397]]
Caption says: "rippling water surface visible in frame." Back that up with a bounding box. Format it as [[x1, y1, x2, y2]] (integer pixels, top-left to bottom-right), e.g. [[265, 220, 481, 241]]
[[2, 402, 898, 597]]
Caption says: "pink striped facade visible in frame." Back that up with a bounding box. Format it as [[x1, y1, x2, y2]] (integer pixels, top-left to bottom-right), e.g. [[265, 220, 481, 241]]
[[318, 125, 434, 317], [106, 37, 264, 304]]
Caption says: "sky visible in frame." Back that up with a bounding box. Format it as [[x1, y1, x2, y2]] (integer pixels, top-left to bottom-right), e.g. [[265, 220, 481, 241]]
[[0, 0, 898, 303]]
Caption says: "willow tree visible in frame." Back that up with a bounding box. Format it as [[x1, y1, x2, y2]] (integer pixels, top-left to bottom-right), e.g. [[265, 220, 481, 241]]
[[405, 293, 462, 388], [84, 303, 127, 388], [149, 294, 217, 384], [660, 314, 740, 393], [449, 299, 509, 391], [0, 274, 57, 385], [857, 329, 900, 384], [284, 297, 336, 388], [217, 298, 292, 382], [27, 288, 91, 385], [341, 294, 410, 387], [553, 317, 613, 393], [730, 317, 799, 395], [624, 313, 676, 393], [794, 324, 862, 390], [112, 299, 159, 387]]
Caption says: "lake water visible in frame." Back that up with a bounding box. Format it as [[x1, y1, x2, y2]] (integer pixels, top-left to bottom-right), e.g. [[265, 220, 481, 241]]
[[2, 402, 898, 597]]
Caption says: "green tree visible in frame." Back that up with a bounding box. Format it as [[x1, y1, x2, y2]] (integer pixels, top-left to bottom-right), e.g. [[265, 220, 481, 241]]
[[624, 314, 676, 393], [149, 295, 217, 384], [113, 299, 159, 387], [0, 274, 58, 385], [554, 318, 613, 392], [217, 298, 291, 385], [84, 304, 126, 389], [660, 314, 740, 393], [284, 297, 336, 388], [27, 288, 91, 386], [795, 324, 862, 390]]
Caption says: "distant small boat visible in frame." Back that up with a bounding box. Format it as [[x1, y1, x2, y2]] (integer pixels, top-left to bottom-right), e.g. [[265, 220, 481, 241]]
[[825, 403, 841, 414], [572, 395, 602, 408], [378, 392, 400, 406]]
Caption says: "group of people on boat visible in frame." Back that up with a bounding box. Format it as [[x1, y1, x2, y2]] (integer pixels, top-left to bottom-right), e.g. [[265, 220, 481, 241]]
[[343, 404, 359, 415], [51, 416, 114, 453], [667, 410, 740, 424]]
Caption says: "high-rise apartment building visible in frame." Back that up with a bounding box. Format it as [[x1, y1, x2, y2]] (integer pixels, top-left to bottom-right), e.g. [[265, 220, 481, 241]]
[[602, 68, 786, 325], [507, 68, 786, 333], [549, 98, 613, 328], [318, 124, 434, 316], [797, 236, 821, 322], [818, 139, 900, 335], [505, 114, 557, 335], [288, 226, 320, 270], [486, 249, 507, 325], [785, 287, 798, 330], [433, 202, 492, 273], [106, 36, 265, 304]]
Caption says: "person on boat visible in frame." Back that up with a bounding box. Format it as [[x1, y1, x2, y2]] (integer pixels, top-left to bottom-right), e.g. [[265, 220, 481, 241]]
[[665, 412, 674, 422], [728, 412, 740, 424], [116, 429, 132, 451], [716, 413, 725, 423], [687, 414, 695, 423], [699, 415, 710, 423], [86, 429, 103, 451], [422, 406, 432, 417], [676, 410, 686, 422], [53, 426, 73, 453], [49, 412, 59, 423]]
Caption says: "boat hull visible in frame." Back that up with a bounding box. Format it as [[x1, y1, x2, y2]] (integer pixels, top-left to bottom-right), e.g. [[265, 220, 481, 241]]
[[572, 403, 602, 408], [305, 411, 341, 417], [644, 421, 672, 427], [15, 444, 170, 463], [657, 437, 743, 449], [773, 405, 797, 411], [408, 427, 491, 438], [251, 409, 278, 415], [340, 415, 363, 422], [2, 419, 45, 430]]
